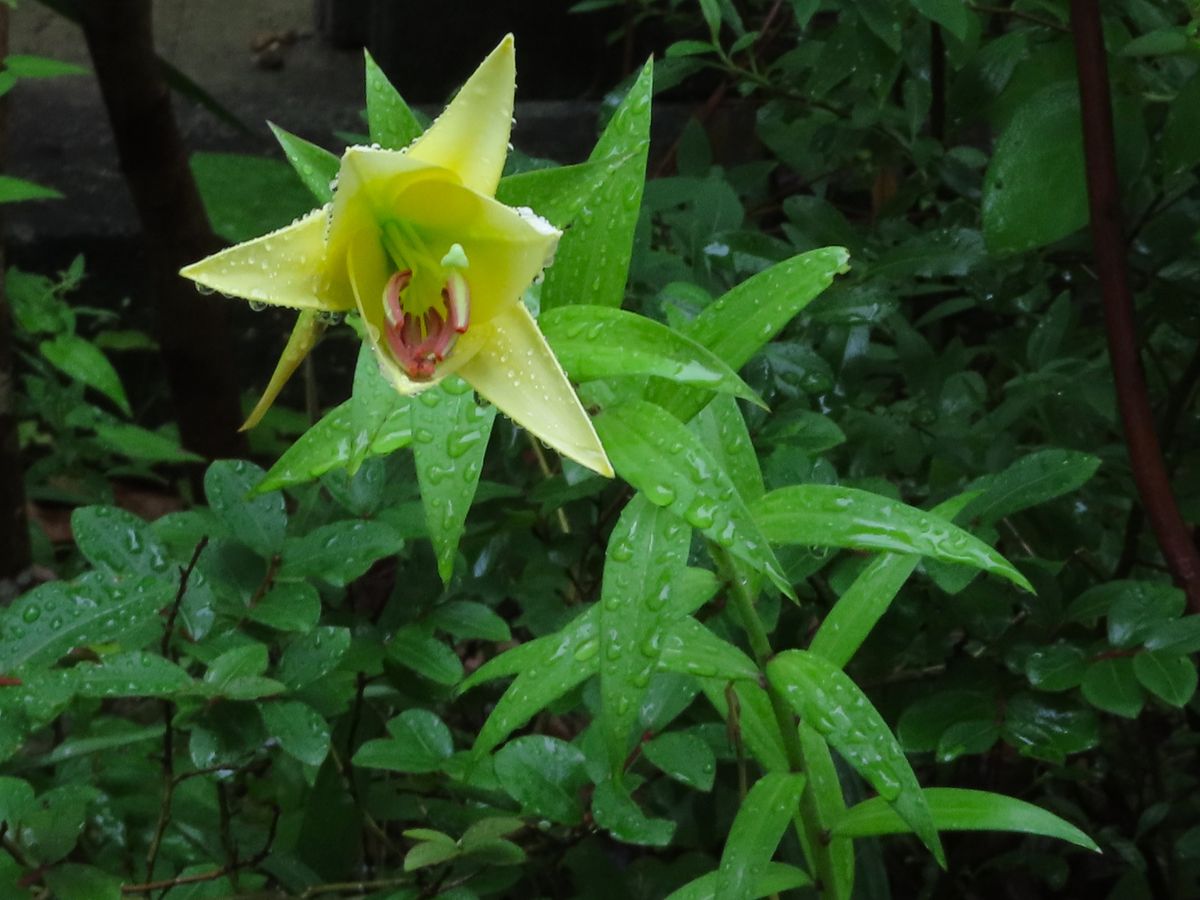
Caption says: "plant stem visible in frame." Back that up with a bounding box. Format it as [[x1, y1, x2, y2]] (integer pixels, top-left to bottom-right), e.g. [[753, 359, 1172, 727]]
[[1069, 0, 1200, 612]]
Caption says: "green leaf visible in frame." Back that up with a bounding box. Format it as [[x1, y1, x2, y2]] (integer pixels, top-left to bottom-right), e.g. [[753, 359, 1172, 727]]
[[599, 495, 690, 778], [1107, 582, 1186, 648], [643, 731, 716, 791], [279, 519, 402, 587], [798, 722, 855, 899], [0, 777, 35, 829], [963, 449, 1101, 526], [4, 54, 88, 78], [592, 778, 675, 846], [1143, 616, 1200, 654], [365, 49, 424, 149], [411, 376, 497, 583], [269, 122, 339, 203], [190, 152, 314, 243], [18, 785, 97, 865], [1133, 651, 1198, 707], [1002, 693, 1099, 763], [754, 485, 1031, 592], [39, 334, 130, 415], [594, 400, 792, 597], [541, 306, 763, 404], [353, 709, 454, 773], [647, 247, 850, 421], [909, 0, 973, 42], [75, 652, 193, 698], [0, 573, 172, 669], [277, 626, 350, 689], [0, 175, 61, 203], [92, 422, 202, 463], [70, 506, 173, 577], [833, 788, 1099, 852], [665, 862, 812, 900], [260, 700, 331, 766], [404, 840, 460, 872], [496, 156, 632, 229], [983, 83, 1085, 253], [657, 617, 759, 681], [259, 347, 413, 492], [246, 581, 321, 633], [983, 83, 1144, 254], [1081, 658, 1144, 719], [205, 460, 287, 558], [808, 493, 975, 668], [1025, 642, 1088, 691], [387, 627, 463, 685], [540, 57, 652, 312], [693, 393, 765, 503], [462, 607, 599, 757], [422, 601, 509, 642], [494, 736, 588, 825], [204, 644, 279, 700], [43, 864, 120, 900], [1164, 71, 1200, 174], [714, 773, 808, 900], [767, 650, 944, 866]]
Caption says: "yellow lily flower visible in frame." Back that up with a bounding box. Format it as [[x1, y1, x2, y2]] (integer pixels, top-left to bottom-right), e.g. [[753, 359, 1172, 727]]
[[180, 35, 613, 477]]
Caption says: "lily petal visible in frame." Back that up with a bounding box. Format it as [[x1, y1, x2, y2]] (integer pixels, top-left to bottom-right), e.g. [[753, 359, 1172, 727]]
[[240, 310, 326, 431], [457, 303, 613, 477], [406, 34, 515, 197], [389, 177, 560, 326], [180, 207, 348, 311], [346, 234, 486, 395]]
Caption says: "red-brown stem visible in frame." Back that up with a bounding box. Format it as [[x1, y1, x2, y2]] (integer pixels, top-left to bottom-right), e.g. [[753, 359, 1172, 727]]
[[1069, 0, 1200, 612]]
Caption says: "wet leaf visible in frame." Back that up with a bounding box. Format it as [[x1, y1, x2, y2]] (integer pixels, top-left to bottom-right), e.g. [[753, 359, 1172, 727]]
[[494, 736, 588, 825], [595, 400, 792, 598], [541, 306, 763, 404], [411, 376, 497, 583], [540, 58, 652, 311], [754, 485, 1032, 592], [714, 773, 807, 900], [599, 496, 690, 779], [767, 650, 944, 866], [834, 788, 1099, 851]]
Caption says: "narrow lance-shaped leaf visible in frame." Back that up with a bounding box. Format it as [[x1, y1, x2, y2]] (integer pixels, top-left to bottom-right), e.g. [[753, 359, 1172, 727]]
[[714, 773, 808, 900], [833, 787, 1100, 852], [461, 606, 600, 758], [648, 247, 850, 421], [767, 650, 945, 867], [541, 306, 764, 404], [809, 493, 977, 668], [754, 485, 1032, 592], [269, 122, 339, 203], [798, 722, 856, 900], [599, 496, 691, 779], [364, 49, 424, 149], [256, 345, 412, 493], [594, 400, 793, 598], [540, 57, 653, 312], [496, 155, 633, 229], [411, 376, 497, 583]]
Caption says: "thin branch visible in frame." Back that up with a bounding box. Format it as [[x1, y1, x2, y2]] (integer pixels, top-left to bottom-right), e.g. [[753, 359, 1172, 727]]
[[121, 805, 279, 895], [1069, 0, 1200, 612]]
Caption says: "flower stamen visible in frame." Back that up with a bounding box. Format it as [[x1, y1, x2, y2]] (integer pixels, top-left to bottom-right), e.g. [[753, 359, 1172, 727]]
[[381, 267, 471, 382]]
